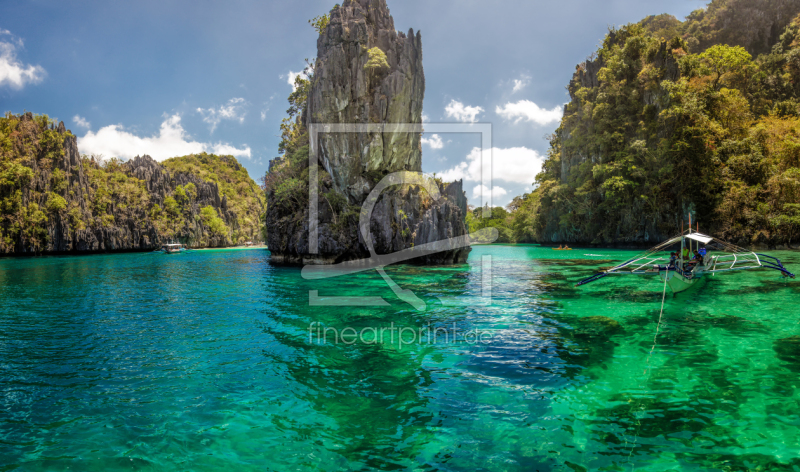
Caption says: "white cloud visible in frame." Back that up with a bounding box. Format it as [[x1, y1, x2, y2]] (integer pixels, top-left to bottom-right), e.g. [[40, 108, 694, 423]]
[[286, 70, 308, 91], [0, 30, 45, 90], [421, 112, 430, 122], [444, 100, 483, 123], [421, 133, 443, 149], [472, 184, 508, 200], [208, 142, 251, 156], [512, 76, 530, 93], [438, 162, 469, 183], [438, 146, 544, 185], [260, 98, 273, 121], [77, 114, 251, 161], [72, 115, 91, 129], [496, 100, 563, 125], [196, 97, 247, 133]]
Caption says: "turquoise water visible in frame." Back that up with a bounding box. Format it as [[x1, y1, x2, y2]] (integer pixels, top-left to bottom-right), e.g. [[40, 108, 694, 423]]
[[1, 246, 799, 471]]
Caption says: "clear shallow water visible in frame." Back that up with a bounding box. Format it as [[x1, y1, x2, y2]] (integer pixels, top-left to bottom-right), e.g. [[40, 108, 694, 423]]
[[1, 246, 799, 471]]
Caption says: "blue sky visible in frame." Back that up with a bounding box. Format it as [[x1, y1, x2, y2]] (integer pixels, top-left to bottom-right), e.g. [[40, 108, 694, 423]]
[[1, 0, 705, 206]]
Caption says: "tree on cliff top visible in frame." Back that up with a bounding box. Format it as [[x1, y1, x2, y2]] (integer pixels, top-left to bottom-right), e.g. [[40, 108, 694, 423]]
[[309, 13, 330, 34]]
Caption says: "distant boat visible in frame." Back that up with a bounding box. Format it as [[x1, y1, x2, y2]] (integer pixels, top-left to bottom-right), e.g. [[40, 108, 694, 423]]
[[161, 243, 184, 254], [576, 229, 795, 293], [553, 247, 573, 251]]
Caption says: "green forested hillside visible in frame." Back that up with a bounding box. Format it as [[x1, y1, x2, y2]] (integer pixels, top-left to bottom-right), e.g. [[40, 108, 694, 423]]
[[163, 153, 265, 243], [0, 113, 71, 251], [0, 112, 264, 253], [501, 0, 800, 247]]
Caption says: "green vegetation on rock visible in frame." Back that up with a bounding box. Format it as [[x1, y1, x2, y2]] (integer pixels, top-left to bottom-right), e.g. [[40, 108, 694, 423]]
[[503, 4, 800, 247], [364, 47, 389, 71], [200, 205, 230, 237], [0, 111, 264, 253], [308, 13, 330, 35], [163, 153, 264, 244], [0, 112, 69, 251]]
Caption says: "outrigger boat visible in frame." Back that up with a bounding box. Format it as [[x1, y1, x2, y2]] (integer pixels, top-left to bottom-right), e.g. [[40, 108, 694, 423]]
[[161, 243, 185, 254], [576, 227, 795, 293]]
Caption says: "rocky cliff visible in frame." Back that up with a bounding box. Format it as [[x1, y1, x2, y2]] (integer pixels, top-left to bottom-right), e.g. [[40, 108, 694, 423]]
[[681, 0, 800, 55], [526, 0, 800, 248], [0, 112, 264, 255], [307, 0, 425, 201], [265, 0, 470, 264]]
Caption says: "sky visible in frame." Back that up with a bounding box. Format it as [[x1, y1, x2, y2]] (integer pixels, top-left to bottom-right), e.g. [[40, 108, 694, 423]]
[[1, 0, 706, 207]]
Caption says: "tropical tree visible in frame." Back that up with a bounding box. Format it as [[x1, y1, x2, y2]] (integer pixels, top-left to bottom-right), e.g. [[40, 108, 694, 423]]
[[698, 44, 752, 90]]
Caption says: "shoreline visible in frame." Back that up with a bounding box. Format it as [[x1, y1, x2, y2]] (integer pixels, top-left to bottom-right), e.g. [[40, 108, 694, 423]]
[[192, 246, 268, 252], [0, 245, 269, 258]]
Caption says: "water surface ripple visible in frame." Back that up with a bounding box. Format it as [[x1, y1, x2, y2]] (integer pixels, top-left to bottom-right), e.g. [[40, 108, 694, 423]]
[[1, 246, 799, 471]]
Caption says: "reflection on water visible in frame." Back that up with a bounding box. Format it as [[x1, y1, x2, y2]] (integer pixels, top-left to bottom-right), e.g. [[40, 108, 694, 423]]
[[0, 246, 799, 470]]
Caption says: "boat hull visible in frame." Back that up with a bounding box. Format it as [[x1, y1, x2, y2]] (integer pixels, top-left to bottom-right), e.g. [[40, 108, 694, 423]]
[[659, 270, 702, 293]]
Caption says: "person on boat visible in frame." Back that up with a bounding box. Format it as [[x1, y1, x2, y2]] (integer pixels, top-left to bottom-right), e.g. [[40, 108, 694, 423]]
[[693, 250, 704, 265], [687, 250, 703, 271], [669, 252, 677, 268], [564, 244, 570, 250], [557, 244, 563, 249]]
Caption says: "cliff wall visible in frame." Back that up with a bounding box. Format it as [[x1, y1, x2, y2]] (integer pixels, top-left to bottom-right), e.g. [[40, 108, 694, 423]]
[[265, 0, 470, 264], [307, 0, 425, 201], [528, 1, 800, 248], [0, 112, 264, 254]]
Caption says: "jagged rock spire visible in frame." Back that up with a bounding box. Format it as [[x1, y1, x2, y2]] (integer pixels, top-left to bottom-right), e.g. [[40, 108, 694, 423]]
[[307, 0, 425, 202]]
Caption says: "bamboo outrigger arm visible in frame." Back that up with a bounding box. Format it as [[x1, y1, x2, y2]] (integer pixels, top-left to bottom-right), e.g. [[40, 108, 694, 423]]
[[575, 231, 795, 288]]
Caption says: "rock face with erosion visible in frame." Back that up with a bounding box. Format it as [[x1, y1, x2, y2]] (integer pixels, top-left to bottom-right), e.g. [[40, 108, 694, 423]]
[[266, 0, 470, 264], [307, 0, 425, 201]]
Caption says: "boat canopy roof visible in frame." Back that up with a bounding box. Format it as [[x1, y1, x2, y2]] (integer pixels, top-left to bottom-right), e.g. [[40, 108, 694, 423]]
[[641, 230, 747, 256], [163, 243, 182, 247], [685, 233, 713, 244]]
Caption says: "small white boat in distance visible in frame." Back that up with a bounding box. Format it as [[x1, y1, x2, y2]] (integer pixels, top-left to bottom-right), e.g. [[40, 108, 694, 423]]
[[576, 229, 795, 293], [161, 243, 184, 254]]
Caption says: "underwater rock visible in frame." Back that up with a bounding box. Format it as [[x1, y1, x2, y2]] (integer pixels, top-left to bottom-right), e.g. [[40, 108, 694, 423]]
[[573, 316, 623, 338], [774, 335, 800, 368]]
